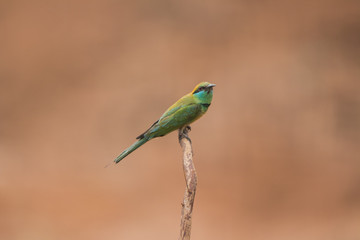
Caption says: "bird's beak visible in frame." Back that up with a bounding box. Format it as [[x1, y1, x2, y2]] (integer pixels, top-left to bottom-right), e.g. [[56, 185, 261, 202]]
[[207, 84, 216, 88]]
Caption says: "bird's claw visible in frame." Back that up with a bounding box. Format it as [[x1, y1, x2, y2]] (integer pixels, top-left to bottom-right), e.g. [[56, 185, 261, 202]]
[[178, 126, 192, 143]]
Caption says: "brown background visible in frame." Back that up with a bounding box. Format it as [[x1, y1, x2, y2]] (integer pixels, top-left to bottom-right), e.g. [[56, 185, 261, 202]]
[[1, 0, 360, 239]]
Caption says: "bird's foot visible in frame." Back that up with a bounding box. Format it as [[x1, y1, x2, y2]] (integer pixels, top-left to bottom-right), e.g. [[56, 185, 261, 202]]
[[178, 125, 192, 143]]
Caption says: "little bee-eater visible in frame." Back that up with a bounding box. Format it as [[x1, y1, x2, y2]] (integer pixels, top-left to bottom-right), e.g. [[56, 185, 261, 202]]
[[113, 82, 215, 163]]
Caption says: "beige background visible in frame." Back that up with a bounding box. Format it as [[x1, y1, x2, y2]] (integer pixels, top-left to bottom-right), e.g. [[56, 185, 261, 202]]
[[1, 0, 360, 239]]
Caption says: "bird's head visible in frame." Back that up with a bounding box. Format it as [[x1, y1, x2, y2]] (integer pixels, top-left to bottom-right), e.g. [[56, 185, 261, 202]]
[[191, 82, 216, 103]]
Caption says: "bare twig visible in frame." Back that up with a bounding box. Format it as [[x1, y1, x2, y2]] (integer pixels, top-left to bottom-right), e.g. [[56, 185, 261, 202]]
[[178, 126, 197, 240]]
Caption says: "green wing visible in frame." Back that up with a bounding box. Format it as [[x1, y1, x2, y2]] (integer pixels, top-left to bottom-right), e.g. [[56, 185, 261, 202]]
[[149, 103, 202, 138], [137, 93, 200, 139], [159, 94, 193, 121]]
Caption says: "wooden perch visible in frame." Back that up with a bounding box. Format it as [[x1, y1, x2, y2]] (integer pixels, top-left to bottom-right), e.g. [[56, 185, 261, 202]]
[[178, 126, 197, 240]]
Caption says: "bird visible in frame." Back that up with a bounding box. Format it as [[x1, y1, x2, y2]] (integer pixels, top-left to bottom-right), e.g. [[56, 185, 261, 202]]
[[112, 82, 216, 164]]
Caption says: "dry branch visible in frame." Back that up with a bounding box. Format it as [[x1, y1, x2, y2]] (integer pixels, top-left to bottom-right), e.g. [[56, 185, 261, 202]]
[[178, 126, 197, 240]]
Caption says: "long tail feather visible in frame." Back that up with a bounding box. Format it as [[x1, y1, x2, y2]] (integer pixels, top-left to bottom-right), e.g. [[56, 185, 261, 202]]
[[114, 138, 149, 164]]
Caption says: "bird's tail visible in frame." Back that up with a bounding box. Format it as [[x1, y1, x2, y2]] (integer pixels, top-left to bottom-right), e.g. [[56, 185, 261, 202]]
[[114, 137, 149, 164]]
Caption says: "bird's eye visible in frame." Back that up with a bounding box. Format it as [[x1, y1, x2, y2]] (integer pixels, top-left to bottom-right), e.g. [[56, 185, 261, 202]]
[[194, 86, 206, 94]]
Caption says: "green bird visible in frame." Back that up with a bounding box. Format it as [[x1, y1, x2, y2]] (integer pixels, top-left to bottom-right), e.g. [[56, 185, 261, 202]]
[[113, 82, 215, 164]]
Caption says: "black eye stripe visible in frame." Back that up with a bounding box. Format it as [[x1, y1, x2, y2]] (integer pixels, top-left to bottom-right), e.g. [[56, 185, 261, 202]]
[[194, 87, 205, 93]]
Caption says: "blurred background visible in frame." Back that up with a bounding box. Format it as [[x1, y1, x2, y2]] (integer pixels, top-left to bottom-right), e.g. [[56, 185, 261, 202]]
[[1, 0, 360, 239]]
